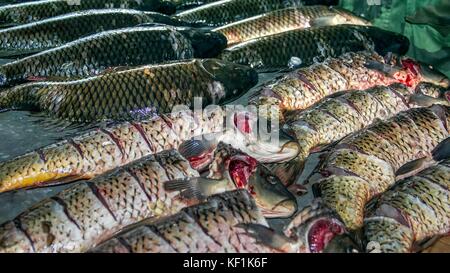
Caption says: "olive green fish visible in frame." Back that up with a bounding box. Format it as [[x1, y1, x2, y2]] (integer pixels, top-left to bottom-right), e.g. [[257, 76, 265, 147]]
[[0, 150, 200, 253], [213, 6, 371, 46], [0, 26, 227, 86], [311, 105, 449, 230], [0, 0, 175, 26], [0, 9, 193, 58], [220, 25, 410, 71], [175, 0, 303, 27], [0, 59, 257, 122]]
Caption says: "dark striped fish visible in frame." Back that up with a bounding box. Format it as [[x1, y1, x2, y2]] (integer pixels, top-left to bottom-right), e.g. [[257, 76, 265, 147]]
[[220, 25, 410, 71], [175, 0, 303, 27], [213, 6, 370, 46], [364, 151, 450, 253], [0, 59, 257, 122], [0, 0, 176, 26], [0, 9, 193, 58], [0, 26, 227, 86]]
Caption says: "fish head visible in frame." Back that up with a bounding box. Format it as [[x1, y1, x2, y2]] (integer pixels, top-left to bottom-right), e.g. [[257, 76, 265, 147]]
[[332, 8, 372, 26], [225, 152, 297, 218], [361, 26, 410, 56], [285, 204, 357, 253], [200, 59, 258, 103], [177, 28, 227, 58]]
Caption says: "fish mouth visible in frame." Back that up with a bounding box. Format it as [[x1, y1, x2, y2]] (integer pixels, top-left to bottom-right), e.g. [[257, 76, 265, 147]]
[[306, 217, 346, 253]]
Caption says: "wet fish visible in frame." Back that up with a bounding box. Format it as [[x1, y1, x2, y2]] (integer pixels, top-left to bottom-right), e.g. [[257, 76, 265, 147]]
[[175, 0, 303, 27], [0, 150, 200, 253], [364, 156, 450, 253], [0, 108, 226, 193], [213, 6, 371, 46], [165, 142, 298, 218], [0, 59, 257, 122], [0, 26, 227, 86], [251, 51, 449, 121], [0, 9, 193, 58], [0, 0, 176, 26], [91, 190, 279, 253], [310, 105, 449, 230], [166, 0, 221, 10], [220, 25, 410, 71]]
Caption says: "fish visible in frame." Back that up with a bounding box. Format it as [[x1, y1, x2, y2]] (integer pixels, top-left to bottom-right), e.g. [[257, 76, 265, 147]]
[[0, 0, 176, 26], [364, 156, 450, 253], [166, 0, 221, 10], [0, 150, 200, 253], [91, 190, 280, 253], [0, 59, 258, 122], [250, 51, 449, 121], [165, 142, 298, 218], [0, 26, 227, 86], [0, 107, 227, 193], [309, 105, 449, 230], [213, 6, 371, 46], [175, 0, 303, 27], [219, 25, 410, 71], [280, 83, 449, 181], [0, 9, 195, 58]]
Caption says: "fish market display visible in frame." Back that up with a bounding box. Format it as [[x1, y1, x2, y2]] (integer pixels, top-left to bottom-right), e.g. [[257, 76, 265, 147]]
[[310, 105, 449, 230], [0, 9, 193, 58], [364, 155, 450, 253], [175, 0, 303, 27], [0, 0, 176, 26], [92, 190, 278, 253], [0, 59, 257, 122], [0, 26, 227, 86], [213, 6, 370, 46], [0, 150, 199, 253], [220, 25, 410, 71]]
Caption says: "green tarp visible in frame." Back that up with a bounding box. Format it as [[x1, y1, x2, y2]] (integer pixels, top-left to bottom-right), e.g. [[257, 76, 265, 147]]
[[339, 0, 450, 78]]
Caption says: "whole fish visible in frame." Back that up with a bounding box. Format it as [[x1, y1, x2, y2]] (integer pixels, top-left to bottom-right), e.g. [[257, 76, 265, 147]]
[[91, 190, 279, 253], [364, 156, 450, 253], [0, 26, 227, 86], [280, 83, 449, 182], [220, 25, 410, 71], [0, 59, 257, 122], [213, 6, 371, 46], [0, 150, 200, 253], [0, 9, 193, 58], [175, 0, 303, 27], [251, 52, 449, 121], [310, 105, 449, 230], [0, 0, 176, 26], [165, 142, 298, 218]]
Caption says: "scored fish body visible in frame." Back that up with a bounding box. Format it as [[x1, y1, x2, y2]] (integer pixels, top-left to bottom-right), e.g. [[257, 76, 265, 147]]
[[0, 150, 200, 253], [175, 0, 303, 27], [0, 9, 192, 58], [0, 26, 228, 86], [0, 108, 225, 193], [91, 190, 278, 253], [0, 59, 258, 122], [312, 105, 449, 230], [364, 158, 450, 253], [220, 25, 410, 71], [0, 0, 175, 26], [213, 6, 371, 46]]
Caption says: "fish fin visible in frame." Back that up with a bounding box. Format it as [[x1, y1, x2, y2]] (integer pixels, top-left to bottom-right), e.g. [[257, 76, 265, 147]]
[[235, 223, 298, 252], [164, 177, 207, 202], [409, 93, 450, 107], [433, 137, 450, 161], [26, 75, 71, 82], [97, 66, 133, 75], [178, 137, 217, 170], [310, 15, 340, 27], [395, 156, 435, 180], [136, 22, 170, 28], [264, 157, 303, 187], [364, 59, 400, 77]]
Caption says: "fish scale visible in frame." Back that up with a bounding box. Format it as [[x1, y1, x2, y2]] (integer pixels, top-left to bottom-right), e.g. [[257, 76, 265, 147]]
[[0, 150, 199, 253], [92, 190, 276, 253], [364, 159, 450, 253], [0, 0, 173, 25], [0, 108, 225, 193], [314, 106, 449, 230], [0, 27, 195, 86]]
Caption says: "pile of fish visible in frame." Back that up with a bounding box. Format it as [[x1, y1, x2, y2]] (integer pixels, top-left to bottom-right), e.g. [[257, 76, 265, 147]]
[[0, 0, 448, 253]]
